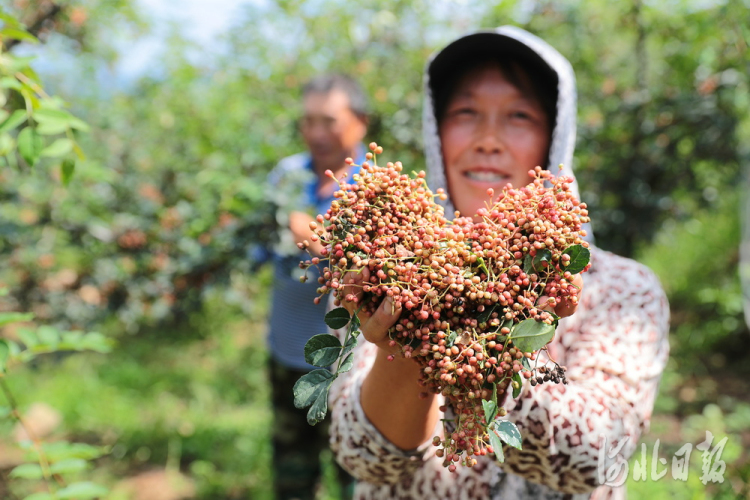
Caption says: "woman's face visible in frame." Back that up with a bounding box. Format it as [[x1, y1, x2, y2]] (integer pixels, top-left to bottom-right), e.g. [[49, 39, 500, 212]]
[[439, 62, 551, 219]]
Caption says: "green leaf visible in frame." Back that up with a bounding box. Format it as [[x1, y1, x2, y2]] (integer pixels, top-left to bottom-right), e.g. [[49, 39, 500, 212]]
[[496, 420, 523, 450], [0, 311, 34, 326], [324, 307, 351, 330], [23, 493, 54, 500], [488, 425, 505, 463], [49, 458, 89, 475], [349, 311, 361, 331], [293, 369, 334, 409], [36, 325, 60, 348], [475, 255, 489, 276], [512, 372, 523, 398], [341, 334, 357, 358], [17, 127, 43, 166], [482, 399, 498, 424], [446, 329, 457, 347], [0, 12, 23, 27], [0, 339, 9, 373], [477, 305, 496, 325], [0, 27, 38, 44], [0, 76, 23, 90], [40, 138, 73, 158], [0, 406, 11, 418], [60, 330, 84, 348], [9, 463, 43, 479], [304, 333, 341, 367], [36, 121, 69, 135], [33, 107, 71, 124], [68, 116, 91, 132], [61, 159, 75, 185], [338, 353, 354, 374], [0, 109, 27, 133], [509, 319, 555, 353], [24, 442, 106, 462], [522, 253, 532, 274], [562, 245, 590, 274], [0, 133, 14, 155], [306, 382, 331, 426], [532, 248, 552, 271], [17, 328, 38, 348], [80, 332, 113, 353], [6, 339, 21, 357], [56, 481, 108, 499], [521, 356, 531, 371]]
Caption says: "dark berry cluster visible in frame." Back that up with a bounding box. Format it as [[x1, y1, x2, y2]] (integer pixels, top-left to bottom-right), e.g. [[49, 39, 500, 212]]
[[300, 143, 590, 468], [529, 364, 568, 387]]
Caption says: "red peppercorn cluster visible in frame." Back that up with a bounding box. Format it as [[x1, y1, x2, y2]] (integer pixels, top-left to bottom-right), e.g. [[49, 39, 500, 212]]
[[300, 143, 591, 468]]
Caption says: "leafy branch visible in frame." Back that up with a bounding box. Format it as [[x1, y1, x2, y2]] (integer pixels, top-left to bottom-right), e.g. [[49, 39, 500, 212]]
[[0, 6, 89, 183], [0, 309, 113, 499], [293, 307, 360, 425]]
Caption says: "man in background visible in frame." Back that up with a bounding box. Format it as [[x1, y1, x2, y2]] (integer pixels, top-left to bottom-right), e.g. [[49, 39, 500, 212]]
[[265, 74, 367, 500]]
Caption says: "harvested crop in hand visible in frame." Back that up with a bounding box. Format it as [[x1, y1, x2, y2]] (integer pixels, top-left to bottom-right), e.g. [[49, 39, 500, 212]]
[[295, 142, 591, 470]]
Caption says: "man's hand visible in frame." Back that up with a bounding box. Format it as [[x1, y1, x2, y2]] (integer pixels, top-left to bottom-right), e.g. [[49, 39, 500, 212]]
[[339, 267, 402, 354], [289, 210, 324, 255]]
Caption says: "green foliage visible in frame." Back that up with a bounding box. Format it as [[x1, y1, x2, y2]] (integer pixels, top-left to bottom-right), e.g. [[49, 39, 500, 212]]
[[0, 8, 111, 499], [485, 0, 750, 257], [304, 333, 343, 367], [0, 308, 111, 499], [324, 307, 352, 330], [488, 425, 504, 462], [0, 6, 88, 174], [482, 399, 498, 423], [485, 419, 523, 464], [509, 318, 555, 353], [561, 245, 590, 274], [532, 248, 552, 272], [294, 306, 361, 425], [493, 420, 522, 450], [6, 290, 275, 498], [638, 188, 746, 367]]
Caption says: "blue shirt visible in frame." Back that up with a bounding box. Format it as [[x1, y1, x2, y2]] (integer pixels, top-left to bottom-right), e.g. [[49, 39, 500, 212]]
[[266, 147, 365, 370]]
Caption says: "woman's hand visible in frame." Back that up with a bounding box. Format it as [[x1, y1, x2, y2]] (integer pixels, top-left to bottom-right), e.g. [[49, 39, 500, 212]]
[[540, 273, 584, 318], [340, 266, 440, 451], [339, 266, 403, 354]]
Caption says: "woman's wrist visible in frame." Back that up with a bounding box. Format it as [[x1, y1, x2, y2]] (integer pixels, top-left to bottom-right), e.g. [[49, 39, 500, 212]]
[[372, 337, 405, 357], [362, 343, 439, 450]]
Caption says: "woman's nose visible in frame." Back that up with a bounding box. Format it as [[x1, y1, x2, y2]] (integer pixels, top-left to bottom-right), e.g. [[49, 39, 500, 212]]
[[474, 118, 505, 155]]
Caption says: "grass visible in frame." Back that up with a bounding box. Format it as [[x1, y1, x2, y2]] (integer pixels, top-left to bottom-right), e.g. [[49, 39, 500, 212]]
[[1, 269, 351, 499]]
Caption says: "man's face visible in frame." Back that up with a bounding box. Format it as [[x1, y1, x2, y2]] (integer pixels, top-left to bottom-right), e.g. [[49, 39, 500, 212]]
[[300, 89, 367, 171], [439, 63, 551, 220]]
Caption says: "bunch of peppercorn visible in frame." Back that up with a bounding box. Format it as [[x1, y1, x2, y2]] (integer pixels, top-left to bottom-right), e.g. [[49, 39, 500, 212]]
[[297, 142, 591, 469]]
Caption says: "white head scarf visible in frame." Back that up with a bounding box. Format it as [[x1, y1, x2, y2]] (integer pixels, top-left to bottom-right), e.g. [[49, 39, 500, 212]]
[[422, 26, 594, 242]]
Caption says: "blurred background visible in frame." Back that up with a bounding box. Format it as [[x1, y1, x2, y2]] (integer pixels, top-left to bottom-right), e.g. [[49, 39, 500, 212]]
[[0, 0, 748, 498]]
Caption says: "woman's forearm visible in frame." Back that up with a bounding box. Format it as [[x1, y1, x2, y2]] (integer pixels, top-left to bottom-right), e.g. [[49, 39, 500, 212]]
[[360, 347, 440, 451]]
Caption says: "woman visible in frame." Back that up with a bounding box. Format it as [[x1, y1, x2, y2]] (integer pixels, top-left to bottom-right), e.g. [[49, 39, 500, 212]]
[[328, 26, 669, 499]]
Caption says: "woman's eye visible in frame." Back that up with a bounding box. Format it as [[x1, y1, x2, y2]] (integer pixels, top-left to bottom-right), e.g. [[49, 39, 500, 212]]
[[511, 111, 531, 120], [449, 107, 476, 116]]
